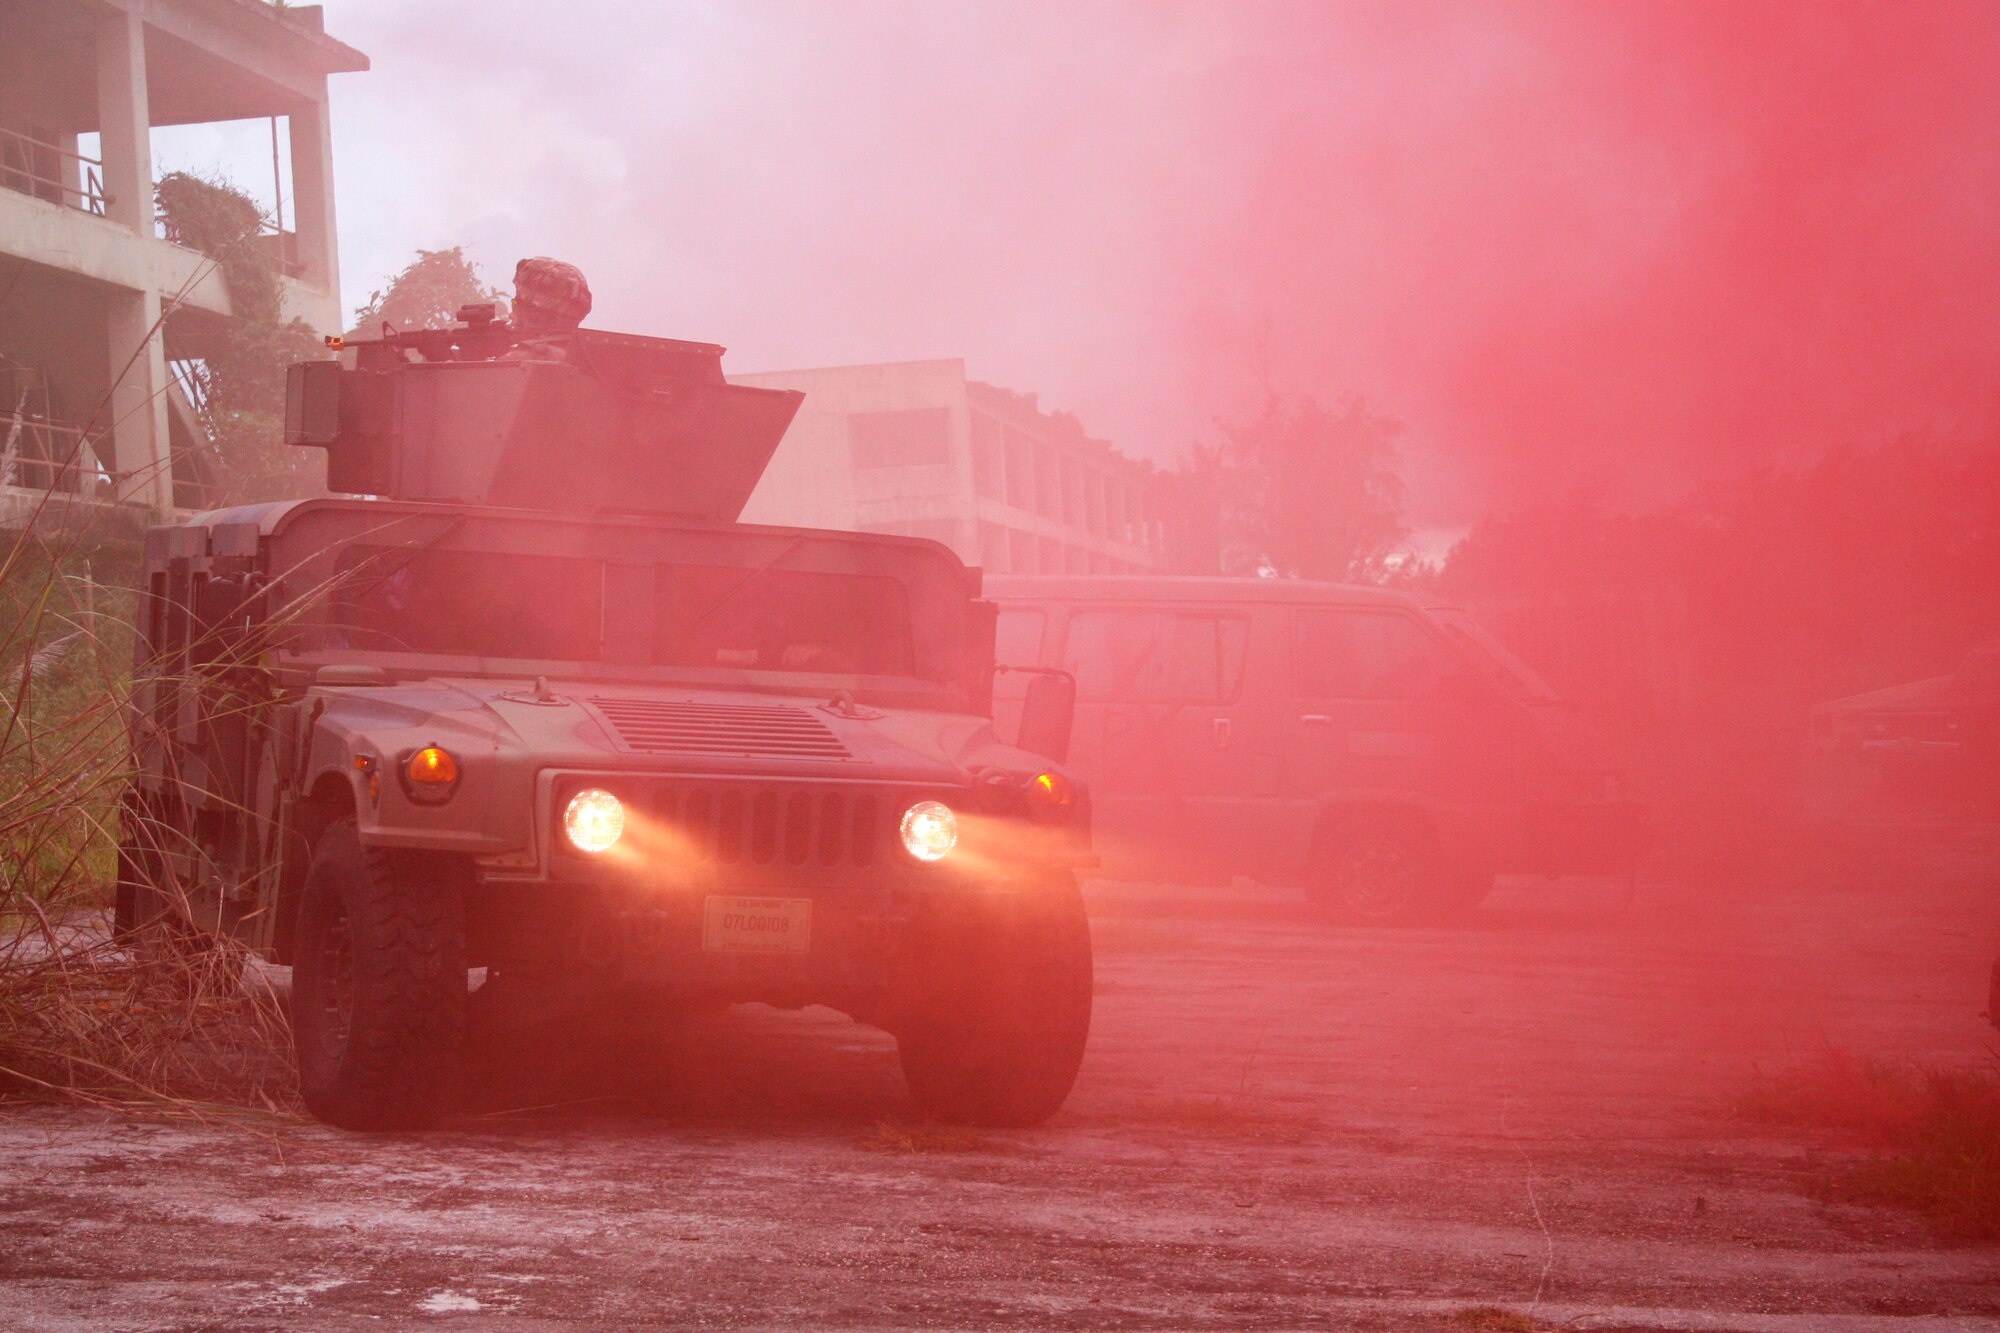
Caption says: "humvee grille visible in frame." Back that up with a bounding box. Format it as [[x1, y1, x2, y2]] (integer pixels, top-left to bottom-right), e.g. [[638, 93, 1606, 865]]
[[589, 698, 850, 761], [634, 782, 885, 869]]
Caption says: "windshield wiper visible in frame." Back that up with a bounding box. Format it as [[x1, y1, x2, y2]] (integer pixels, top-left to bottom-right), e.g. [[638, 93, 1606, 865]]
[[342, 516, 468, 602], [681, 536, 809, 634]]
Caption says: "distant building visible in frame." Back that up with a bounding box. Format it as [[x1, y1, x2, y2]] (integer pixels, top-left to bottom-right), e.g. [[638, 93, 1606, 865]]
[[735, 358, 1179, 574], [0, 0, 366, 523]]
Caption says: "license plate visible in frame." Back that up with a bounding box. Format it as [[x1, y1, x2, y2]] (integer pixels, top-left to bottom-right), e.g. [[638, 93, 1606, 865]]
[[702, 895, 812, 954]]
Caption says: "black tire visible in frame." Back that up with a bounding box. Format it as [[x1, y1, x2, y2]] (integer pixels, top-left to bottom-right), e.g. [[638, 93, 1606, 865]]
[[897, 874, 1093, 1128], [1307, 817, 1460, 925], [291, 818, 468, 1131]]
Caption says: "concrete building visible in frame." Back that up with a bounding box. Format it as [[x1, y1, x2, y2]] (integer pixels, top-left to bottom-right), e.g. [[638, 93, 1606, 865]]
[[735, 358, 1170, 574], [0, 0, 365, 522]]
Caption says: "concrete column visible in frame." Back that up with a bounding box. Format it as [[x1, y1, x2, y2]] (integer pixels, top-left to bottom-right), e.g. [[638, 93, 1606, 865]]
[[94, 8, 152, 234], [55, 131, 83, 209], [93, 10, 170, 515], [288, 95, 339, 308], [105, 287, 175, 516]]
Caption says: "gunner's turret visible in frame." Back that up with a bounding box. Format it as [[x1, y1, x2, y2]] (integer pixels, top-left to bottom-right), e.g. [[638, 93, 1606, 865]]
[[283, 261, 802, 521]]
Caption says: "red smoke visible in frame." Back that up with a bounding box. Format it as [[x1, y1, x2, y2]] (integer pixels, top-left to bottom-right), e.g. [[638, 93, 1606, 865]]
[[337, 1, 2000, 525]]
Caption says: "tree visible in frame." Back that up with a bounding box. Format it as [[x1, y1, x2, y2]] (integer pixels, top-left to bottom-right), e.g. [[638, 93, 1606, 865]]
[[154, 171, 324, 503], [1191, 394, 1408, 582], [350, 247, 505, 335]]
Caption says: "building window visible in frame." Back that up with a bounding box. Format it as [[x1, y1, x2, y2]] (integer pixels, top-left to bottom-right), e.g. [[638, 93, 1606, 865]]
[[971, 412, 1005, 499], [1005, 431, 1033, 509], [1007, 528, 1036, 573], [848, 407, 952, 469], [1062, 462, 1084, 526], [1035, 444, 1061, 518]]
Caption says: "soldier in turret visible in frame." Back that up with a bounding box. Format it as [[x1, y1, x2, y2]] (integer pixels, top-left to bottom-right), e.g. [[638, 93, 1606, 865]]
[[507, 256, 593, 359]]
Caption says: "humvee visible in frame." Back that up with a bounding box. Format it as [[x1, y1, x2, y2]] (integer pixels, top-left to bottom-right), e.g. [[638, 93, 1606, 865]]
[[115, 311, 1093, 1131]]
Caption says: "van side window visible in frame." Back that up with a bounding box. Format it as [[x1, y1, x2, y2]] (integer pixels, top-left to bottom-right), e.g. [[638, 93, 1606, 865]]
[[1293, 610, 1447, 700], [1065, 611, 1247, 703]]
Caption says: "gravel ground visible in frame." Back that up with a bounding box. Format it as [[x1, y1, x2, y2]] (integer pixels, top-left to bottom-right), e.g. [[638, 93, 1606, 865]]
[[2, 866, 1997, 1331]]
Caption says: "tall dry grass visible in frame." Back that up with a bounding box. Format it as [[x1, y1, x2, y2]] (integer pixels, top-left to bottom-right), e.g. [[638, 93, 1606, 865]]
[[0, 517, 295, 1115]]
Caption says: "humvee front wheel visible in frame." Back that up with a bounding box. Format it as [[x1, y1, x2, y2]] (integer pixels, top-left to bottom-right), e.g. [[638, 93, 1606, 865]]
[[291, 818, 468, 1131], [897, 874, 1093, 1127]]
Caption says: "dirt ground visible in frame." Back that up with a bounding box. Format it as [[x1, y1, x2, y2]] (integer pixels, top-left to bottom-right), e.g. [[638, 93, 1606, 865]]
[[3, 863, 1998, 1332]]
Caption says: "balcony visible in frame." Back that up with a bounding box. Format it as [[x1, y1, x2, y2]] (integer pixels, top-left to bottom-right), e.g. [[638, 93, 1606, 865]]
[[0, 126, 109, 217]]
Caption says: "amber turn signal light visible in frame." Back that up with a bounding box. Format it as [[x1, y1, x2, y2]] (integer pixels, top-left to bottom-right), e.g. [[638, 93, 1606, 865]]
[[407, 746, 458, 784], [1028, 771, 1074, 808], [399, 745, 460, 804]]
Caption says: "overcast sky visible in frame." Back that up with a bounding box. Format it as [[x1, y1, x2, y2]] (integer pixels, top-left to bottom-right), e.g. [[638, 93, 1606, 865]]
[[159, 1, 2000, 531]]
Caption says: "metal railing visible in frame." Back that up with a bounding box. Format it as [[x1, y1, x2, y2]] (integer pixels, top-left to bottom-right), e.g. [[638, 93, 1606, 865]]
[[156, 216, 306, 280], [0, 126, 108, 215], [0, 412, 116, 498]]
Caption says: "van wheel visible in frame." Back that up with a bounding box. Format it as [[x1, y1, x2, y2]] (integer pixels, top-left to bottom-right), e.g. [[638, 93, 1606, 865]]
[[291, 818, 468, 1131], [898, 874, 1093, 1127], [1308, 820, 1450, 925]]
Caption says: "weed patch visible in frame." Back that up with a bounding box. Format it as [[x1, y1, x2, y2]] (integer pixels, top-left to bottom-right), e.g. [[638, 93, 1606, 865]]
[[1740, 1054, 2000, 1240], [1737, 1050, 1926, 1142], [1, 531, 296, 1117]]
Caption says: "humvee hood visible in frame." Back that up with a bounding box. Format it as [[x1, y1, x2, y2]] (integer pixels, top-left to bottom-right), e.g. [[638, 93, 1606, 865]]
[[312, 677, 995, 784]]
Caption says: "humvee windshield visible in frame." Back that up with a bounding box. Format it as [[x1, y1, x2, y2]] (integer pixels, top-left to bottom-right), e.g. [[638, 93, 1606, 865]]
[[322, 545, 916, 676]]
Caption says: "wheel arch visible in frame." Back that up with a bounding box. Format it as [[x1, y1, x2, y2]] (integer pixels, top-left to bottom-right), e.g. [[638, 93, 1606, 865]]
[[272, 772, 358, 964], [1307, 798, 1438, 862]]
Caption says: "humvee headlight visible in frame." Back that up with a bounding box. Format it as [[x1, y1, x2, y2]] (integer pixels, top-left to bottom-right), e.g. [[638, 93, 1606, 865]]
[[899, 800, 957, 862], [564, 788, 625, 854]]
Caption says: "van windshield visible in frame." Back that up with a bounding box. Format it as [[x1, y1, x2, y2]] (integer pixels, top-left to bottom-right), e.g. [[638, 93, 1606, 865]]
[[1427, 607, 1563, 703]]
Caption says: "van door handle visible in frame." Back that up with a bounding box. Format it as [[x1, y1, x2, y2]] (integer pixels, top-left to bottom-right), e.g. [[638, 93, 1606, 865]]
[[1298, 714, 1331, 724], [1213, 717, 1231, 747]]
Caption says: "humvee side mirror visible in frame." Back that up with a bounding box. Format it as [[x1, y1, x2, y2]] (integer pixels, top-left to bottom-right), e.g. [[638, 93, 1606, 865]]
[[285, 360, 342, 447], [1016, 671, 1076, 764]]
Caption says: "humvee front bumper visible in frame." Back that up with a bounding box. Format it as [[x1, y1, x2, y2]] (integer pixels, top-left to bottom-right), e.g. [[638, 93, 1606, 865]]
[[459, 769, 1088, 1008]]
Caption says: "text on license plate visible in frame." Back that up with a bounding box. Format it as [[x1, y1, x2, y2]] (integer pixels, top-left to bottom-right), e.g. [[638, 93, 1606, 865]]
[[702, 896, 812, 954]]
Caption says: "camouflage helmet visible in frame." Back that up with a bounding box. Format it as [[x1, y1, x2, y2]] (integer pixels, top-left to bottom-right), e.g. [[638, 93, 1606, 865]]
[[512, 257, 592, 333]]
